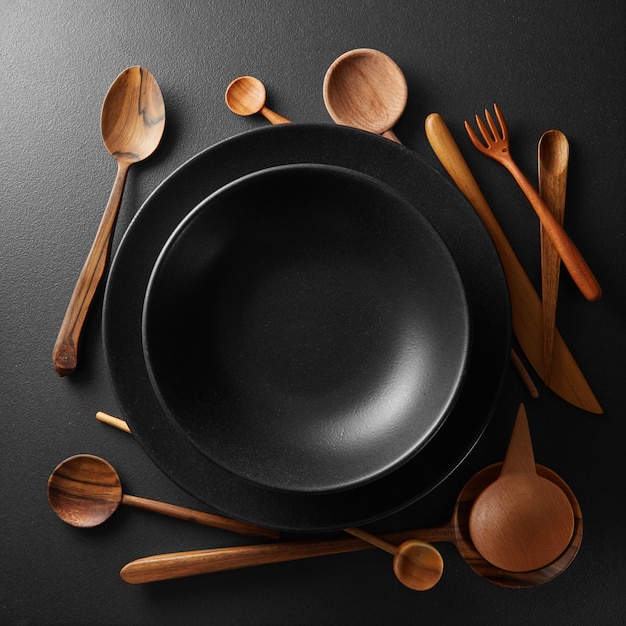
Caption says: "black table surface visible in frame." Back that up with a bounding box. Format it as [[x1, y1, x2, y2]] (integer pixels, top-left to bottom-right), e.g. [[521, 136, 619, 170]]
[[2, 1, 625, 624]]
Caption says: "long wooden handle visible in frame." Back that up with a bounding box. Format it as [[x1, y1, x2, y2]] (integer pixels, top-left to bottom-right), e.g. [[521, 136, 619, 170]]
[[424, 113, 601, 413], [121, 494, 279, 540], [538, 132, 568, 385], [120, 527, 454, 584], [52, 161, 130, 376], [503, 157, 601, 302]]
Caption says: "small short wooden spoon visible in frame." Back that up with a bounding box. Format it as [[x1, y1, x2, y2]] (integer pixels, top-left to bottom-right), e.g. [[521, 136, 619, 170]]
[[52, 67, 166, 376], [345, 528, 443, 591], [225, 76, 291, 124], [323, 48, 407, 143], [47, 454, 278, 539], [538, 130, 569, 386], [469, 404, 574, 571]]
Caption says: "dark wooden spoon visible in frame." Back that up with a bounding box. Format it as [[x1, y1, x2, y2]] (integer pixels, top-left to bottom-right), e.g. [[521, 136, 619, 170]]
[[47, 454, 278, 539]]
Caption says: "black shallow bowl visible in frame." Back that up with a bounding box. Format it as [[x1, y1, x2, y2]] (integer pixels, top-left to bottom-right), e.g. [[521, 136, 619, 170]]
[[103, 123, 510, 532], [142, 164, 470, 494]]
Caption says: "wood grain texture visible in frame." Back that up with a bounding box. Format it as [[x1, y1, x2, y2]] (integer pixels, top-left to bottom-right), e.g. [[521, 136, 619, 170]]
[[539, 130, 568, 385], [468, 405, 575, 572], [52, 67, 165, 376], [425, 113, 602, 413], [323, 48, 407, 141]]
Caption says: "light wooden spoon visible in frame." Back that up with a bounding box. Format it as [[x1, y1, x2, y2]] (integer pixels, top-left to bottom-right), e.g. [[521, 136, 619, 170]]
[[539, 130, 569, 385], [323, 48, 407, 143], [52, 67, 165, 376], [469, 404, 574, 571], [225, 76, 290, 124], [345, 528, 443, 591], [47, 454, 278, 539]]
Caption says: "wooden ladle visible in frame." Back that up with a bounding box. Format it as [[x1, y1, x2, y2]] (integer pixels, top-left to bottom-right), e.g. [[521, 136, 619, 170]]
[[52, 67, 166, 376], [120, 461, 582, 586], [225, 76, 291, 124], [538, 130, 569, 385], [323, 48, 407, 143], [47, 454, 278, 539], [469, 404, 575, 571]]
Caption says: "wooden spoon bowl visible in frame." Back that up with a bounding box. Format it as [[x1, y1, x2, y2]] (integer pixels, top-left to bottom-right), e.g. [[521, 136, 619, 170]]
[[323, 48, 407, 141]]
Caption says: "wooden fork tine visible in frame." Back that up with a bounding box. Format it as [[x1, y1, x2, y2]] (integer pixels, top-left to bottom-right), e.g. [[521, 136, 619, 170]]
[[464, 119, 488, 153], [493, 103, 508, 139], [484, 108, 501, 141]]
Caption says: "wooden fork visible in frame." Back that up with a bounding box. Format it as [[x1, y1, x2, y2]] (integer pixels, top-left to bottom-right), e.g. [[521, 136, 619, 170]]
[[465, 104, 601, 302]]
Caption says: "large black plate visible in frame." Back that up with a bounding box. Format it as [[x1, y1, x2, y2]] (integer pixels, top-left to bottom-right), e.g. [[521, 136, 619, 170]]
[[103, 123, 510, 532], [142, 164, 471, 494]]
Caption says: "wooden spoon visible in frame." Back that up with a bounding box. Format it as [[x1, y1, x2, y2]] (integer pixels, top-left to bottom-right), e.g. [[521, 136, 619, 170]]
[[539, 130, 569, 385], [469, 404, 574, 571], [47, 454, 278, 539], [52, 67, 166, 376], [323, 48, 407, 143], [344, 528, 443, 591], [225, 76, 291, 124], [120, 462, 582, 586]]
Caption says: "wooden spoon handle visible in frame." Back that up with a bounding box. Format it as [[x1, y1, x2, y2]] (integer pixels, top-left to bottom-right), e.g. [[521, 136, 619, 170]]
[[500, 403, 536, 477], [120, 538, 370, 584], [539, 131, 568, 385], [120, 494, 278, 539], [382, 129, 402, 143], [95, 411, 131, 433], [502, 157, 601, 302], [52, 161, 130, 376], [260, 106, 291, 125]]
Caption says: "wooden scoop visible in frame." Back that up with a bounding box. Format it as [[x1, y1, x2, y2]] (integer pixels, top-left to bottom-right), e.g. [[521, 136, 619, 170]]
[[225, 76, 290, 124], [47, 454, 278, 539], [469, 404, 575, 571]]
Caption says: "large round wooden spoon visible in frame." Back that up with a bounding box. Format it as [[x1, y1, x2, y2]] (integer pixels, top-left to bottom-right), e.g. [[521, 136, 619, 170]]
[[225, 76, 291, 124], [469, 404, 575, 571], [120, 461, 582, 586], [52, 67, 166, 376], [47, 455, 278, 539], [345, 528, 443, 591], [323, 48, 407, 143], [538, 130, 569, 386]]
